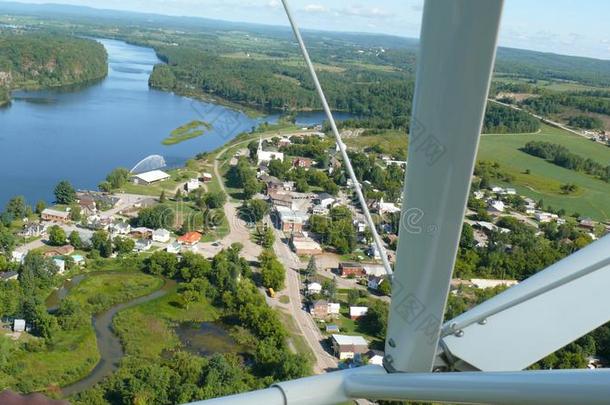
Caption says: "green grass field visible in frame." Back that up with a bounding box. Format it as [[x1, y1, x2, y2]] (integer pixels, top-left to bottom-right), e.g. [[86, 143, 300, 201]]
[[478, 124, 610, 221]]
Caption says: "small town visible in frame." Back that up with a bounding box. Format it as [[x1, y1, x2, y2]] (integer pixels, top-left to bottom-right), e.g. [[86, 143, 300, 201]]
[[3, 122, 608, 378]]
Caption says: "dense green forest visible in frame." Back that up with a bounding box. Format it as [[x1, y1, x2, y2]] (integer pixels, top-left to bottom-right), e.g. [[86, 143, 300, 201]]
[[150, 46, 539, 133], [522, 141, 610, 181], [0, 33, 108, 103]]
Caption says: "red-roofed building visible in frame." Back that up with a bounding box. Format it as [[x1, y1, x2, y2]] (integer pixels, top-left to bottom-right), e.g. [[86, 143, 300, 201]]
[[177, 232, 202, 246]]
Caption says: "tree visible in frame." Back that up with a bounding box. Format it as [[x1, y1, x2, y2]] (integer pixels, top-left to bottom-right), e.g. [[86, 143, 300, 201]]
[[175, 189, 183, 201], [69, 231, 82, 249], [322, 278, 337, 301], [54, 180, 76, 204], [48, 225, 67, 246], [180, 289, 199, 310], [159, 190, 167, 203], [70, 205, 82, 222], [241, 199, 269, 223], [347, 289, 360, 306], [137, 205, 175, 229], [360, 300, 389, 339], [377, 279, 392, 296], [91, 230, 112, 258], [260, 251, 285, 290], [203, 192, 227, 209], [255, 226, 274, 248], [106, 167, 130, 189], [305, 256, 317, 280], [114, 237, 135, 255], [5, 196, 27, 219], [145, 251, 179, 278], [35, 200, 46, 215], [0, 226, 16, 255]]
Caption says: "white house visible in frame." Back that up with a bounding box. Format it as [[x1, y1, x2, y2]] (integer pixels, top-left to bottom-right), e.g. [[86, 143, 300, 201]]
[[315, 193, 336, 209], [488, 200, 505, 213], [368, 243, 382, 260], [257, 137, 284, 165], [166, 242, 182, 254], [377, 198, 401, 215], [328, 302, 341, 315], [13, 319, 26, 332], [201, 172, 213, 182], [152, 229, 171, 243], [135, 239, 153, 252], [186, 178, 200, 192], [53, 258, 66, 275], [307, 282, 323, 295], [11, 251, 25, 264], [350, 306, 369, 320], [110, 222, 131, 236]]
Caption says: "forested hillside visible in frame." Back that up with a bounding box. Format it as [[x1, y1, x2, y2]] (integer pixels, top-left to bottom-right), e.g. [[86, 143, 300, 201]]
[[150, 46, 537, 133], [0, 33, 108, 104]]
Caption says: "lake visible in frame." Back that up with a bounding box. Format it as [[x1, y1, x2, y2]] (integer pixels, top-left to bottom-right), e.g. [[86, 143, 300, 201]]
[[0, 38, 354, 208]]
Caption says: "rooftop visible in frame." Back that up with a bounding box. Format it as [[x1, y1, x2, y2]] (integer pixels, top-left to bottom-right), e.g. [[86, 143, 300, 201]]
[[332, 334, 368, 346], [134, 170, 170, 183]]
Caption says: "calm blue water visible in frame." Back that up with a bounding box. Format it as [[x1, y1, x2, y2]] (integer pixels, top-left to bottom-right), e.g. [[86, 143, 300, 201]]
[[0, 38, 354, 208], [0, 39, 280, 207]]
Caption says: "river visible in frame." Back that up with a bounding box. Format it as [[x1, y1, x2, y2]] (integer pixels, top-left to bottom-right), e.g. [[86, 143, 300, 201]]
[[0, 38, 353, 208]]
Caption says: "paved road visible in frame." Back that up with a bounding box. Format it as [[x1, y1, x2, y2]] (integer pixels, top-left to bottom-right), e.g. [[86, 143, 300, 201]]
[[270, 225, 339, 373]]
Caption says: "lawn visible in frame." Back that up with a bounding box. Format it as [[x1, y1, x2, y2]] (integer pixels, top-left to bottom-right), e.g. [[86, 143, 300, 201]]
[[344, 129, 408, 159], [121, 167, 200, 197], [0, 272, 162, 394], [478, 124, 610, 221], [112, 285, 219, 359]]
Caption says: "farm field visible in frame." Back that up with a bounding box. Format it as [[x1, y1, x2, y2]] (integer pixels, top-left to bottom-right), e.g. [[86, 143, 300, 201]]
[[478, 124, 610, 221]]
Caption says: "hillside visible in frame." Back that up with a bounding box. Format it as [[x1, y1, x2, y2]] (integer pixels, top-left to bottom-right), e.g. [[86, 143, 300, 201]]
[[0, 33, 108, 104]]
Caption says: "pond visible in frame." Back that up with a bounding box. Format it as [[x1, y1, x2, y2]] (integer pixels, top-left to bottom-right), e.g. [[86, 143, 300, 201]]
[[175, 321, 243, 357]]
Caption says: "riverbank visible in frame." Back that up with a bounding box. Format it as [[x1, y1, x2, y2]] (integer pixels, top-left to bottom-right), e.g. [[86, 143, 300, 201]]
[[0, 271, 163, 395]]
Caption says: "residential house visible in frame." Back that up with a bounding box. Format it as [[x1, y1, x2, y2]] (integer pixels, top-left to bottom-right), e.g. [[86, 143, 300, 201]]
[[328, 302, 341, 316], [20, 222, 46, 238], [41, 208, 70, 223], [166, 242, 182, 254], [331, 334, 369, 360], [185, 178, 200, 192], [367, 275, 386, 291], [311, 299, 329, 319], [278, 137, 292, 148], [71, 254, 85, 267], [314, 193, 336, 209], [130, 227, 153, 240], [11, 251, 25, 264], [262, 175, 294, 194], [13, 319, 26, 333], [178, 232, 202, 246], [329, 156, 342, 175], [366, 350, 385, 366], [110, 222, 131, 236], [376, 198, 401, 215], [535, 212, 558, 223], [135, 239, 153, 252], [579, 218, 597, 230], [363, 264, 387, 278], [367, 243, 382, 260], [53, 258, 66, 275], [312, 204, 329, 216], [488, 200, 505, 213], [307, 282, 323, 295], [349, 306, 369, 320], [201, 172, 213, 182], [339, 262, 365, 278], [152, 229, 171, 243], [293, 157, 314, 169]]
